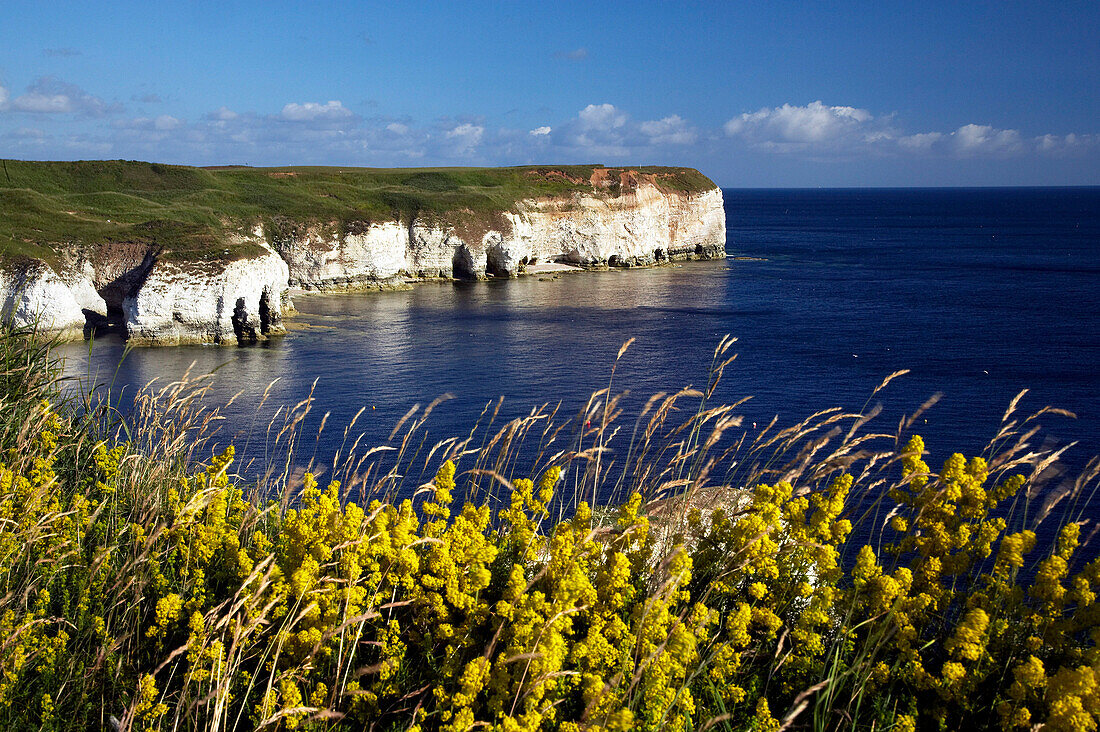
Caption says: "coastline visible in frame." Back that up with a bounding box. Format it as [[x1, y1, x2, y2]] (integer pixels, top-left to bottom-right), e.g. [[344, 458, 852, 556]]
[[1, 161, 726, 345]]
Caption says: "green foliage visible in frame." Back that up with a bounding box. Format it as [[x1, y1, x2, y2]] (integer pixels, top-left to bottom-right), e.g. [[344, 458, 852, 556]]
[[0, 329, 1097, 731]]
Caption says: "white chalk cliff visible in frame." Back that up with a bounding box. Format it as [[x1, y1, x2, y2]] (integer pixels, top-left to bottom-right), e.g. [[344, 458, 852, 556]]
[[276, 182, 726, 287], [123, 250, 290, 346], [0, 262, 89, 338], [0, 181, 725, 345]]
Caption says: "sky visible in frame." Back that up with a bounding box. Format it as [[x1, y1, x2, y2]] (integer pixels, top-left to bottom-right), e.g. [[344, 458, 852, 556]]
[[1, 0, 1098, 187]]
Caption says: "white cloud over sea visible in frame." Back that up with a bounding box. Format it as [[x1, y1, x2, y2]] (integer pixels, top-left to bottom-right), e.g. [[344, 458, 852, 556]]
[[724, 101, 876, 148], [0, 75, 1097, 183], [721, 101, 1099, 162], [951, 124, 1024, 156]]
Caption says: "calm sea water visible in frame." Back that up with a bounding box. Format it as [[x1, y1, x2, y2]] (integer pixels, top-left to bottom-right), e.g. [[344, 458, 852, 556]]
[[56, 188, 1100, 509]]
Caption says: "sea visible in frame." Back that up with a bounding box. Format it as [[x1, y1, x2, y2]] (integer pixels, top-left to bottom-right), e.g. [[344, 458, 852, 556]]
[[55, 187, 1100, 525]]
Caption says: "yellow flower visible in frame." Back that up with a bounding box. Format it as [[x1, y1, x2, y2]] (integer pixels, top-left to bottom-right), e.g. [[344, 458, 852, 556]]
[[941, 661, 966, 686]]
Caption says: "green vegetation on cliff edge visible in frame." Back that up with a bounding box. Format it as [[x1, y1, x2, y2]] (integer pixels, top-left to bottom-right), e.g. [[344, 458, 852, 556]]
[[0, 160, 717, 267]]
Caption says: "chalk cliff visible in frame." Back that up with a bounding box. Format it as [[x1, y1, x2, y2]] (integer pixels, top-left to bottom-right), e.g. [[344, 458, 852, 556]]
[[275, 181, 725, 289], [0, 163, 725, 345], [122, 249, 290, 346], [0, 261, 89, 339]]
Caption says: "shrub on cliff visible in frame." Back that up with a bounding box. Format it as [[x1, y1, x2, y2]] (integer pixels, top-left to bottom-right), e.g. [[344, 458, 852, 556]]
[[0, 329, 1098, 731]]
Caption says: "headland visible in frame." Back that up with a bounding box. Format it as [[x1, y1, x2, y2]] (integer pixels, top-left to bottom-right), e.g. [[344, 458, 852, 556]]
[[0, 160, 725, 345]]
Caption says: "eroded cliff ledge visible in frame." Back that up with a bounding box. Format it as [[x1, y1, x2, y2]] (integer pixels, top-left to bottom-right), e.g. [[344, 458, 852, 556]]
[[0, 160, 725, 345]]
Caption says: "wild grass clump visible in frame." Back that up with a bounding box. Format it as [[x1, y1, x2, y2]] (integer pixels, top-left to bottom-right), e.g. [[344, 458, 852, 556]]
[[1, 331, 1098, 731]]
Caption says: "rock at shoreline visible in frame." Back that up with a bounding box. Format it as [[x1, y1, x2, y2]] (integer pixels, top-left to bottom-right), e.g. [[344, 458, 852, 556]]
[[122, 247, 289, 346]]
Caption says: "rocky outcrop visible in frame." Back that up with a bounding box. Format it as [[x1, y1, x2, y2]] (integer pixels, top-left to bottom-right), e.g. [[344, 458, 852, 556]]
[[275, 221, 409, 290], [0, 261, 89, 338], [121, 227, 289, 346], [122, 248, 289, 346], [0, 233, 291, 346], [0, 175, 724, 345]]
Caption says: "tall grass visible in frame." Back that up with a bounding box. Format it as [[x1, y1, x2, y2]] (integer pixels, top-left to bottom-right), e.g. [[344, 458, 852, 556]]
[[0, 327, 1097, 731]]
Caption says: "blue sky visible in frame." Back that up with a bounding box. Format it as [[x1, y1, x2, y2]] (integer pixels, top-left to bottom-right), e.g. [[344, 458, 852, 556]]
[[1, 0, 1097, 186]]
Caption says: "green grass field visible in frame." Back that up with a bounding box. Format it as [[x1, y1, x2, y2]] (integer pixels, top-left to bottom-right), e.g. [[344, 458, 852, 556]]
[[0, 160, 716, 267]]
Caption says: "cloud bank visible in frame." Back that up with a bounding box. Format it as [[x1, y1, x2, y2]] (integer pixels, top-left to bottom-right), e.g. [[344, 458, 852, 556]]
[[1, 76, 1096, 183], [722, 101, 1095, 159]]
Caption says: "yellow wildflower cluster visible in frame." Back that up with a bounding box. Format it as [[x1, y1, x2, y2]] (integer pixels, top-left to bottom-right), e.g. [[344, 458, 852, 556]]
[[3, 384, 1100, 732]]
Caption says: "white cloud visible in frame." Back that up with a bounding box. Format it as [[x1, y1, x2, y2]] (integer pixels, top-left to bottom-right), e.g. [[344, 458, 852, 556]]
[[1034, 132, 1098, 155], [207, 106, 238, 121], [951, 124, 1024, 155], [898, 132, 943, 150], [1037, 133, 1064, 152], [639, 115, 696, 145], [554, 104, 635, 156], [554, 48, 588, 61], [15, 92, 74, 113], [279, 100, 352, 121], [578, 103, 626, 131], [444, 123, 484, 154], [0, 84, 8, 110], [542, 104, 702, 158], [386, 122, 409, 135], [725, 101, 876, 147], [10, 77, 116, 116]]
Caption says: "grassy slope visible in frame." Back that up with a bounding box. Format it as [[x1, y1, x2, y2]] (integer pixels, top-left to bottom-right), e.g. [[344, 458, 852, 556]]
[[0, 160, 716, 267]]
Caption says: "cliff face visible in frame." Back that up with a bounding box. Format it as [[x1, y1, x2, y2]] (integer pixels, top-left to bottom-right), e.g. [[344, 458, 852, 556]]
[[274, 182, 725, 289], [0, 165, 725, 345], [0, 261, 89, 339], [507, 184, 726, 270], [122, 249, 290, 346]]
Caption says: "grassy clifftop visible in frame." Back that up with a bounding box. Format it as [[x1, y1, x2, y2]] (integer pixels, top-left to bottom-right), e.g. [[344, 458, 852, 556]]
[[0, 159, 717, 266]]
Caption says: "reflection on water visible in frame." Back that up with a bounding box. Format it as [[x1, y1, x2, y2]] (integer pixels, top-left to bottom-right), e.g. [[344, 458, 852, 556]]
[[55, 263, 740, 482]]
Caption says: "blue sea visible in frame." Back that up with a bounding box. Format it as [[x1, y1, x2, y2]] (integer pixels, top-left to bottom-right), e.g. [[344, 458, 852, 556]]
[[56, 187, 1100, 514]]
